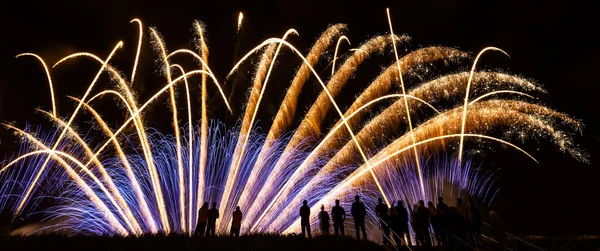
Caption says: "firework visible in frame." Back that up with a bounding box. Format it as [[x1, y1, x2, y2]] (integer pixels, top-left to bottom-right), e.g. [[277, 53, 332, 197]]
[[0, 9, 585, 243]]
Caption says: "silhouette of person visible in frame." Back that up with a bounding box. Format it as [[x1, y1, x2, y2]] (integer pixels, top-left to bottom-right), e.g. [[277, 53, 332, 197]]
[[300, 200, 312, 238], [428, 201, 441, 245], [469, 199, 482, 246], [331, 199, 346, 236], [457, 198, 471, 243], [436, 196, 451, 247], [395, 200, 411, 246], [388, 205, 402, 246], [375, 197, 390, 245], [411, 204, 421, 244], [206, 202, 219, 237], [196, 202, 209, 236], [416, 200, 431, 246], [318, 204, 330, 235], [231, 206, 243, 237], [449, 207, 462, 247], [489, 211, 506, 251], [351, 195, 367, 241]]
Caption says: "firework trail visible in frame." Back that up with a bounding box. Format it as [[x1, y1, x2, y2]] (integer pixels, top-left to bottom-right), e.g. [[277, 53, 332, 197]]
[[0, 10, 586, 242]]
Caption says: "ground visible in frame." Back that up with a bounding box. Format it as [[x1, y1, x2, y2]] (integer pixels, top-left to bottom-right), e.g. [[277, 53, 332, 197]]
[[0, 234, 387, 251]]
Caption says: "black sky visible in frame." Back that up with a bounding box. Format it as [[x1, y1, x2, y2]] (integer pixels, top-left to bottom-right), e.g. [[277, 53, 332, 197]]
[[1, 0, 598, 237]]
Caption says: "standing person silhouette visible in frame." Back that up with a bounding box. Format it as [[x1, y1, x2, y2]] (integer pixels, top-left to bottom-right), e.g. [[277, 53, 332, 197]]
[[436, 196, 451, 247], [375, 197, 390, 245], [206, 202, 219, 237], [416, 200, 431, 246], [428, 201, 441, 245], [388, 205, 401, 246], [196, 202, 209, 236], [318, 205, 330, 235], [300, 200, 312, 238], [331, 199, 346, 236], [469, 199, 483, 246], [351, 195, 367, 241], [457, 198, 471, 243], [231, 206, 243, 237], [395, 200, 411, 246]]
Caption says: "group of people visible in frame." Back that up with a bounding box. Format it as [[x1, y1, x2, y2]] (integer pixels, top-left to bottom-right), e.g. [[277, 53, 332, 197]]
[[303, 195, 506, 250], [196, 195, 506, 250], [377, 196, 506, 249], [195, 202, 243, 237], [299, 195, 370, 240], [377, 197, 485, 247]]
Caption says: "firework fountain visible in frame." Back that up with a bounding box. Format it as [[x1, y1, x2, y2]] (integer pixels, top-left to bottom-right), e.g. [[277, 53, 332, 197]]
[[0, 9, 586, 242]]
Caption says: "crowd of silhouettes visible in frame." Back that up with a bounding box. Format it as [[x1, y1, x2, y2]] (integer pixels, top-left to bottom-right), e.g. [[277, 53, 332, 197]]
[[308, 195, 506, 250], [193, 195, 507, 251]]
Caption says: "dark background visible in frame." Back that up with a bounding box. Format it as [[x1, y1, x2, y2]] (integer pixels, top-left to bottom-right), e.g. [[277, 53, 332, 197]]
[[0, 0, 597, 237]]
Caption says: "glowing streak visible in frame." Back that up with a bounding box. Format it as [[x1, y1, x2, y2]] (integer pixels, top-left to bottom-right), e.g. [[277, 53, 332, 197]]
[[84, 70, 206, 160], [332, 36, 350, 77], [237, 12, 244, 32], [13, 42, 123, 221], [221, 29, 298, 229], [349, 48, 368, 55], [236, 37, 390, 206], [250, 47, 464, 227], [0, 143, 133, 236], [0, 127, 129, 235], [387, 8, 424, 199], [52, 51, 163, 232], [171, 64, 194, 235], [283, 133, 537, 234], [166, 49, 232, 112], [130, 19, 143, 85], [16, 53, 57, 117], [36, 109, 143, 235], [88, 90, 134, 114], [150, 27, 184, 233], [240, 25, 346, 230], [193, 20, 210, 234], [458, 47, 509, 165], [57, 70, 208, 234], [68, 96, 158, 233], [470, 90, 533, 104], [250, 93, 440, 231], [50, 52, 139, 111], [79, 71, 207, 193]]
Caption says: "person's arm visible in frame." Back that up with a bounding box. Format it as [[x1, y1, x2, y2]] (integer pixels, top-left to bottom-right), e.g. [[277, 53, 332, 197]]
[[342, 209, 346, 221]]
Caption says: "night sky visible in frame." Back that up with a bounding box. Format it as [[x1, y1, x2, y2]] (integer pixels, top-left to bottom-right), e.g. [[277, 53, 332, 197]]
[[1, 0, 598, 237]]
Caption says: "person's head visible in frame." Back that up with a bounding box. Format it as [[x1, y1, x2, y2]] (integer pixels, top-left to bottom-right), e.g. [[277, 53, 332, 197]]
[[489, 211, 498, 220], [203, 202, 209, 207], [212, 202, 217, 208], [438, 196, 444, 203], [321, 204, 325, 211], [418, 200, 425, 206], [378, 197, 383, 204], [389, 207, 397, 216], [397, 200, 404, 207], [428, 201, 434, 207], [236, 206, 240, 211], [335, 199, 340, 206], [457, 198, 463, 205], [355, 195, 360, 202], [303, 200, 308, 206]]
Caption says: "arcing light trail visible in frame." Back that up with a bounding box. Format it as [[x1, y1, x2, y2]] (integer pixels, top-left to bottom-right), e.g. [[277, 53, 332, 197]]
[[0, 10, 586, 240]]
